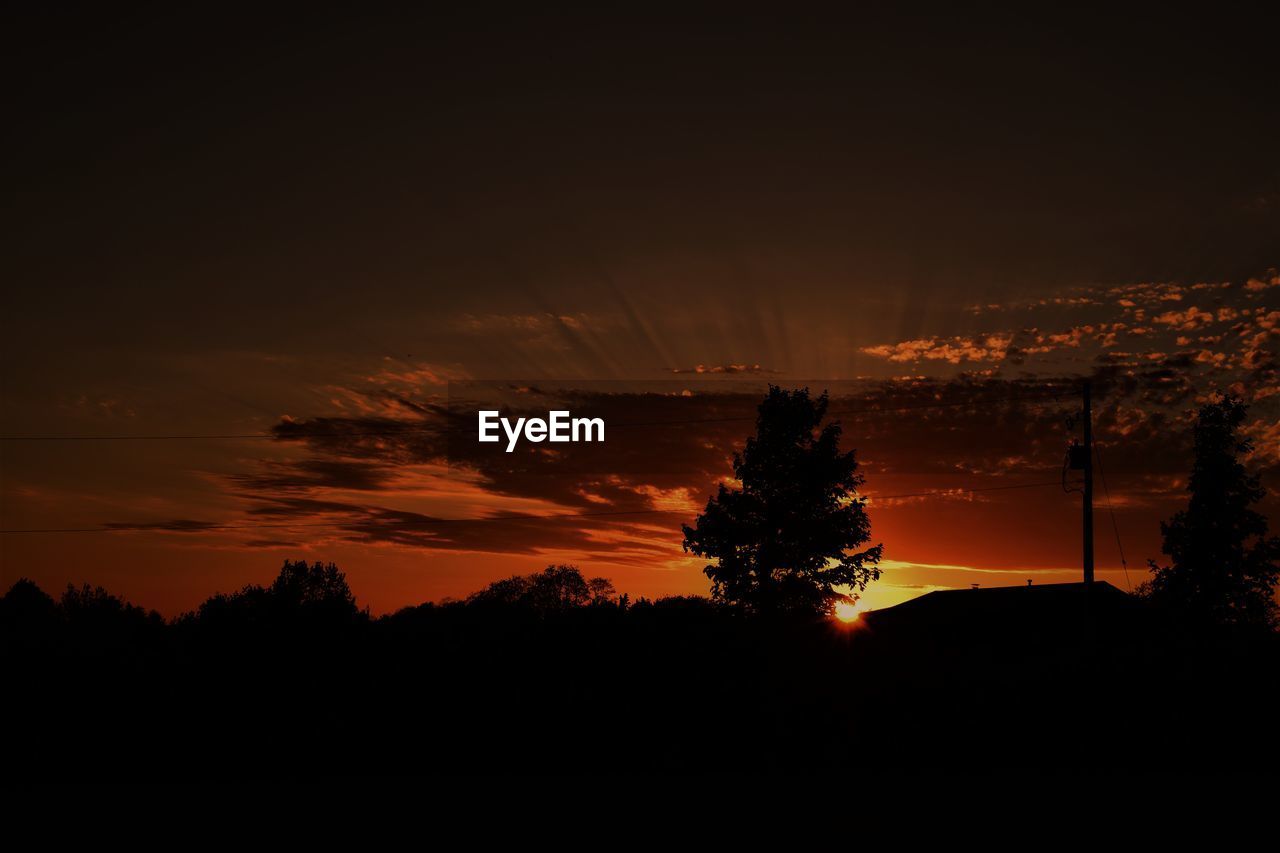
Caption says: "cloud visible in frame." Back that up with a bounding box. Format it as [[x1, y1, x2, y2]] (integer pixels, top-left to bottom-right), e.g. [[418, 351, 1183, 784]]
[[1151, 306, 1218, 332], [239, 493, 685, 558], [455, 312, 597, 334], [860, 333, 1013, 364], [1107, 281, 1188, 304], [1245, 272, 1280, 292], [233, 457, 398, 492], [668, 363, 777, 375], [103, 519, 226, 532], [62, 394, 138, 420], [1243, 418, 1280, 467]]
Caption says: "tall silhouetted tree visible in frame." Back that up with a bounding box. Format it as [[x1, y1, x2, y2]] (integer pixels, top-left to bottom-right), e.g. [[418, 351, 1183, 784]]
[[683, 386, 882, 616], [1142, 397, 1280, 628]]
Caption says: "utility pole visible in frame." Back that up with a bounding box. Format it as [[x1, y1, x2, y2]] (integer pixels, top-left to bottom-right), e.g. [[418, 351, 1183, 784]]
[[1082, 381, 1094, 586]]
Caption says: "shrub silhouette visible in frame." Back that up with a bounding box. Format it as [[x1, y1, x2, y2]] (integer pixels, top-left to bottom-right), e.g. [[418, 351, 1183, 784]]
[[682, 386, 883, 616]]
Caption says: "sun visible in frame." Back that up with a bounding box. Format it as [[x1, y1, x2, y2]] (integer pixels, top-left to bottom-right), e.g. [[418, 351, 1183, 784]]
[[833, 600, 864, 623]]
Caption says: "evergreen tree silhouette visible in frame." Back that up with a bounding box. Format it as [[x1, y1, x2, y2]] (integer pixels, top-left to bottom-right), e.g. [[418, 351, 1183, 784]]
[[682, 386, 882, 616], [1142, 396, 1280, 628]]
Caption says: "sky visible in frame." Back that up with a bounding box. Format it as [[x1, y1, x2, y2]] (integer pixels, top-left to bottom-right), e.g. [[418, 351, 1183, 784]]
[[3, 7, 1278, 615]]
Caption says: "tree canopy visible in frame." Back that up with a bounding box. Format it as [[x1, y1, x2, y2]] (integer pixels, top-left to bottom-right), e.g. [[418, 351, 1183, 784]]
[[465, 564, 616, 614], [682, 386, 882, 616], [191, 559, 363, 631]]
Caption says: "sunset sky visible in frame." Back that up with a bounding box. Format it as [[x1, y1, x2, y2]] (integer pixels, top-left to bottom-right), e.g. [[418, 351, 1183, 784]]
[[3, 8, 1278, 615]]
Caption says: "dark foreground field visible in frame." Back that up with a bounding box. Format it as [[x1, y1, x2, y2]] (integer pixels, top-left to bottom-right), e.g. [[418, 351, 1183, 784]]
[[4, 573, 1277, 778]]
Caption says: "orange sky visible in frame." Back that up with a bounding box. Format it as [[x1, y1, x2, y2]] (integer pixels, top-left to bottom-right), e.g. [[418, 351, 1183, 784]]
[[4, 9, 1278, 616], [3, 272, 1277, 615]]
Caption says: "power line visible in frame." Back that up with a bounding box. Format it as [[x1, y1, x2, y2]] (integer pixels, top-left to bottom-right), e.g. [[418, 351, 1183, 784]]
[[614, 392, 1075, 429], [0, 433, 295, 442], [0, 389, 1077, 442], [867, 479, 1065, 501], [0, 507, 684, 535], [0, 478, 1067, 535], [0, 430, 410, 442], [1093, 443, 1132, 591]]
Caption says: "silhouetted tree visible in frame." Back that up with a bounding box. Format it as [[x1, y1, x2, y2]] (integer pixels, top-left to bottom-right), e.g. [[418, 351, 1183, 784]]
[[60, 582, 164, 630], [465, 575, 531, 608], [191, 559, 362, 630], [1, 579, 61, 654], [1, 578, 58, 624], [465, 565, 615, 614], [682, 386, 882, 616], [269, 559, 358, 610], [587, 576, 617, 604], [523, 564, 592, 611], [1141, 397, 1280, 628]]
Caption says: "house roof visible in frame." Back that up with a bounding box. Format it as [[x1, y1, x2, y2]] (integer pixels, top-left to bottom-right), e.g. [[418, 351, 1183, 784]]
[[861, 581, 1141, 638]]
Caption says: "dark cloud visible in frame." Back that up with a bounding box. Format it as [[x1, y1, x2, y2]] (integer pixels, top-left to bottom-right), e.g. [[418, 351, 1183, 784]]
[[103, 519, 225, 532], [233, 457, 398, 492], [241, 493, 683, 558], [212, 364, 1274, 557]]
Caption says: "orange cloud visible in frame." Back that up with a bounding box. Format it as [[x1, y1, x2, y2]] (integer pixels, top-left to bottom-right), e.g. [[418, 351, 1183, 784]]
[[1152, 306, 1217, 332], [860, 333, 1013, 364]]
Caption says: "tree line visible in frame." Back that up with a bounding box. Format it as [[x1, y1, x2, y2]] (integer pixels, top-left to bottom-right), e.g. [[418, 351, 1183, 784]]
[[5, 387, 1278, 634]]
